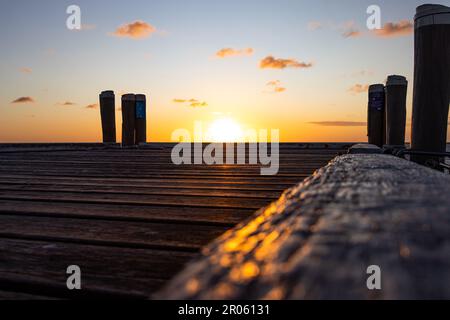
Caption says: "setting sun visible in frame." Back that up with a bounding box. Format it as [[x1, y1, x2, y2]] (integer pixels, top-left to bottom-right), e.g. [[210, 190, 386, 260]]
[[206, 118, 244, 142]]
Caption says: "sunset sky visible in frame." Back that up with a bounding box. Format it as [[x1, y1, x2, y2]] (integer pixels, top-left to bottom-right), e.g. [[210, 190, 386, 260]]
[[1, 0, 446, 142]]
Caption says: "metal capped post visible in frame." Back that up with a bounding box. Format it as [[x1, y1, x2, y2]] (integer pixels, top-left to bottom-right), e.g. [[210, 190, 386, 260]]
[[99, 90, 116, 143], [135, 94, 147, 145], [368, 84, 386, 147], [121, 94, 136, 147], [411, 4, 450, 165], [385, 75, 408, 148]]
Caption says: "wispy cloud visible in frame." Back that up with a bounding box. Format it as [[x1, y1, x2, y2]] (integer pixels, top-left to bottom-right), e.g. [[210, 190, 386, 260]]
[[80, 24, 96, 31], [309, 121, 366, 127], [307, 21, 323, 31], [260, 56, 313, 70], [342, 29, 361, 38], [348, 84, 369, 94], [56, 101, 77, 106], [215, 48, 254, 58], [265, 80, 286, 93], [44, 48, 56, 57], [352, 70, 374, 77], [85, 103, 98, 109], [341, 21, 361, 38], [11, 96, 35, 104], [19, 67, 32, 74], [173, 98, 208, 108], [373, 20, 413, 38], [112, 21, 156, 39]]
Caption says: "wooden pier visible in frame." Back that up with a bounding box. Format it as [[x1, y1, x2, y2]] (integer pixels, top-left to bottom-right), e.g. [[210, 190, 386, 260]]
[[0, 143, 348, 299]]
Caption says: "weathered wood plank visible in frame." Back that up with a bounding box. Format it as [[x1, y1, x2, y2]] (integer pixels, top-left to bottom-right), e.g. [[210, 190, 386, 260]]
[[0, 214, 227, 251], [0, 200, 253, 225], [0, 290, 57, 300], [0, 182, 282, 199], [0, 175, 289, 192], [0, 190, 270, 210], [158, 154, 450, 300], [0, 238, 195, 298], [0, 174, 296, 188]]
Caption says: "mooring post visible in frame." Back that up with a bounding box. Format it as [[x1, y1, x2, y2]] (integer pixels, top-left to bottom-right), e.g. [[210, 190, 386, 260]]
[[411, 4, 450, 165], [121, 94, 136, 147], [99, 91, 116, 143], [385, 75, 408, 148], [368, 84, 386, 147], [135, 94, 147, 145]]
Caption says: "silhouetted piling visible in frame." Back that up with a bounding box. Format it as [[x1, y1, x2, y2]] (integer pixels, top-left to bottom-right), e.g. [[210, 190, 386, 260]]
[[385, 75, 408, 147], [135, 94, 147, 145], [121, 94, 136, 147], [368, 84, 386, 147], [99, 91, 116, 143], [411, 4, 450, 165]]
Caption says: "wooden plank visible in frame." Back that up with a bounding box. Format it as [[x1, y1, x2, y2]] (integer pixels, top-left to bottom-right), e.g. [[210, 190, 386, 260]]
[[0, 214, 227, 251], [0, 290, 57, 300], [0, 166, 313, 178], [0, 175, 290, 192], [0, 182, 282, 199], [0, 174, 298, 188], [0, 190, 271, 209], [0, 168, 311, 182], [158, 154, 450, 300], [0, 200, 253, 225], [0, 238, 195, 298]]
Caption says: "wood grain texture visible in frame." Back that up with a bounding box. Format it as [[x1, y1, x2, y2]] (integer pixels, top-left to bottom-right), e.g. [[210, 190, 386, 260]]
[[158, 154, 450, 300], [0, 143, 343, 298]]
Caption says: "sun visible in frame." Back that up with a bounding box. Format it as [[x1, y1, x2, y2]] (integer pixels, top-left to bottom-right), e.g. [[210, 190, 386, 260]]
[[206, 118, 244, 142]]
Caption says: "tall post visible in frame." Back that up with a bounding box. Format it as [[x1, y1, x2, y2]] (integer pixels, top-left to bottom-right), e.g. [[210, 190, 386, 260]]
[[121, 94, 136, 147], [367, 84, 386, 147], [135, 94, 147, 145], [99, 91, 116, 143], [411, 4, 450, 165], [385, 75, 408, 147]]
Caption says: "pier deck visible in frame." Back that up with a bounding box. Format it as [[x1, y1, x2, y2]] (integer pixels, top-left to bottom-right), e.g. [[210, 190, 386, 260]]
[[0, 143, 348, 299]]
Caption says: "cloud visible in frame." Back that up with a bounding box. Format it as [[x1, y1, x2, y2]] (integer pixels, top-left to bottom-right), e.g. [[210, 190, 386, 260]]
[[11, 96, 35, 104], [308, 21, 323, 31], [190, 101, 208, 108], [309, 121, 366, 127], [44, 48, 56, 56], [85, 103, 98, 109], [351, 70, 374, 77], [215, 47, 254, 58], [173, 98, 208, 108], [19, 67, 32, 74], [81, 24, 96, 31], [112, 21, 156, 39], [341, 21, 361, 38], [274, 87, 286, 93], [265, 80, 286, 93], [374, 20, 413, 37], [260, 56, 313, 70], [56, 101, 77, 106], [342, 29, 361, 38], [348, 84, 369, 94]]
